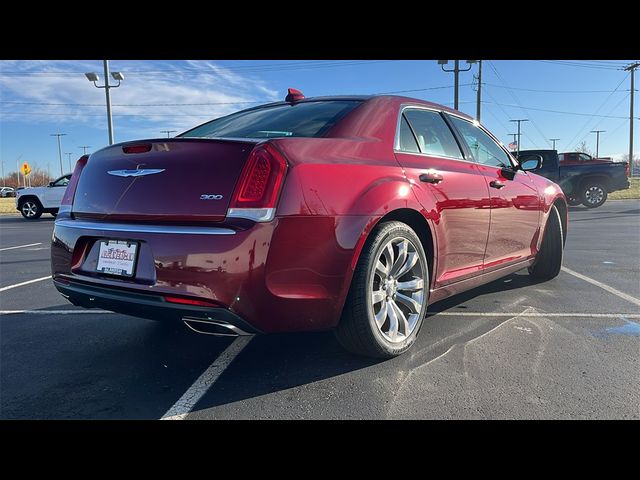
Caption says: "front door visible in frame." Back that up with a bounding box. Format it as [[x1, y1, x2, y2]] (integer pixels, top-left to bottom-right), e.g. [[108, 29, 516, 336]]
[[447, 115, 541, 270], [43, 175, 70, 208]]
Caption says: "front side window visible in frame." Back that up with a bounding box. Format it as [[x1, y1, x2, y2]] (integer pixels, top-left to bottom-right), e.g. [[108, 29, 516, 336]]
[[403, 109, 464, 159], [180, 100, 362, 139], [579, 153, 592, 162], [448, 116, 513, 168]]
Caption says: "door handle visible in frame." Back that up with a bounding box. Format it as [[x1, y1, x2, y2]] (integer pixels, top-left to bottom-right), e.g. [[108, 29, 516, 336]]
[[419, 172, 443, 184], [490, 180, 506, 189]]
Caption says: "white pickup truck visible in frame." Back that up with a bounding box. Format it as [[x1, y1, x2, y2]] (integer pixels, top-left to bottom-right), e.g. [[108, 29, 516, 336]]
[[15, 174, 71, 219]]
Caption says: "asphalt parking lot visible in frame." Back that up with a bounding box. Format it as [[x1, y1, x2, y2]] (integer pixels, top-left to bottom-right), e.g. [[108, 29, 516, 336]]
[[1, 200, 639, 420]]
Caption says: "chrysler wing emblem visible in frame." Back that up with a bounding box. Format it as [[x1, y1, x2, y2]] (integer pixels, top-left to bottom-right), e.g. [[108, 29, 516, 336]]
[[107, 169, 165, 177]]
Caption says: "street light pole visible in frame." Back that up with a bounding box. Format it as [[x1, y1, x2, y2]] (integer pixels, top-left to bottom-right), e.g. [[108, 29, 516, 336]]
[[85, 62, 124, 146], [79, 146, 92, 155], [590, 130, 605, 158], [50, 133, 67, 176], [161, 130, 177, 138], [509, 119, 528, 157], [550, 138, 560, 150], [103, 60, 114, 145]]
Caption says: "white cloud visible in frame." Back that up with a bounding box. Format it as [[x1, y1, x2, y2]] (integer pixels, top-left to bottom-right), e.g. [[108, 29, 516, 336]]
[[0, 60, 280, 134]]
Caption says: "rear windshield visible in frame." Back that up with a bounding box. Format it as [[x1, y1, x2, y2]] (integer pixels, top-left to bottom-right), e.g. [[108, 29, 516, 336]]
[[180, 100, 362, 139]]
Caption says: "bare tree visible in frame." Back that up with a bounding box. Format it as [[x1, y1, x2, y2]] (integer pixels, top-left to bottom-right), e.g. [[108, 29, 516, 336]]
[[575, 140, 595, 157]]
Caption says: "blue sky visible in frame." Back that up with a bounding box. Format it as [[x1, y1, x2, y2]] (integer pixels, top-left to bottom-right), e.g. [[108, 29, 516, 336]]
[[1, 59, 637, 178]]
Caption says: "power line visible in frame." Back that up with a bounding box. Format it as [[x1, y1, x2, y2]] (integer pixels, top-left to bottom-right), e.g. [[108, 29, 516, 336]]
[[483, 83, 630, 94], [533, 60, 627, 71], [563, 72, 630, 150], [487, 61, 550, 147]]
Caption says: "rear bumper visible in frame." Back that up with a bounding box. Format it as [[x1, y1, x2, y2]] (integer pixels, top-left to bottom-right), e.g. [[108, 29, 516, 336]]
[[53, 279, 261, 334], [51, 214, 368, 333]]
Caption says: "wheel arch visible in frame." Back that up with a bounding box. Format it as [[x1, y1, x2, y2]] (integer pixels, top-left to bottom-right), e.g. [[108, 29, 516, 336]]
[[17, 195, 42, 208], [349, 208, 437, 290]]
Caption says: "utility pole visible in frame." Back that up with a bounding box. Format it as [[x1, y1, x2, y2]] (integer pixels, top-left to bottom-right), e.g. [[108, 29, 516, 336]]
[[161, 130, 177, 138], [475, 60, 483, 121], [50, 133, 66, 176], [590, 130, 605, 159], [550, 138, 560, 150], [438, 60, 475, 110], [625, 62, 639, 177], [65, 152, 74, 172], [509, 119, 529, 157], [79, 146, 92, 155], [16, 155, 22, 188]]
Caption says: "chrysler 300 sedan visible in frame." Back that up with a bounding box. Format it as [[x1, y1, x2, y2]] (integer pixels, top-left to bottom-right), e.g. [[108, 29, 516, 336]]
[[51, 90, 567, 358]]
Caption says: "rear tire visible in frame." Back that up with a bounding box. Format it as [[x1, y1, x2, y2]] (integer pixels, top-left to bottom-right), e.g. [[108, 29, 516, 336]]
[[528, 205, 563, 280], [581, 182, 607, 208], [20, 199, 43, 219], [335, 221, 429, 359]]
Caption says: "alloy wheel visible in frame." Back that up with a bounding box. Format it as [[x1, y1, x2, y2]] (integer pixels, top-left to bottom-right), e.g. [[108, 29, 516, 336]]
[[369, 237, 426, 343], [584, 186, 605, 206], [22, 201, 38, 218]]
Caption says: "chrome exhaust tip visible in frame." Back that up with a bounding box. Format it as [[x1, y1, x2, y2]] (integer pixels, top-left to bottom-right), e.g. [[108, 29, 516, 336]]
[[182, 317, 253, 337]]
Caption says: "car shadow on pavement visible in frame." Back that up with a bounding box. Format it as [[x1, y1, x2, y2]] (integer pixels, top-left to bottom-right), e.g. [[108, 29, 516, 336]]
[[187, 271, 547, 416]]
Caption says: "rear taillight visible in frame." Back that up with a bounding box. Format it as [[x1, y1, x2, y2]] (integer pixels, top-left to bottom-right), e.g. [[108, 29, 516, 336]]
[[59, 155, 89, 213], [227, 143, 287, 222]]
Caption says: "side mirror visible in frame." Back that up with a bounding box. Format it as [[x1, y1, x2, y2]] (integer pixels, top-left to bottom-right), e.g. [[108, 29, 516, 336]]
[[48, 182, 54, 187], [518, 154, 543, 171]]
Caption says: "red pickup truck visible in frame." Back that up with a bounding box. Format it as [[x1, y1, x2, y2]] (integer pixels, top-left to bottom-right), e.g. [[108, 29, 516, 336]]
[[559, 152, 630, 177]]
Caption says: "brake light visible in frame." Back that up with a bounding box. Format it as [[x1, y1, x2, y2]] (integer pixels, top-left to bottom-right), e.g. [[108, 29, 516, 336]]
[[122, 144, 152, 154], [227, 143, 287, 222], [164, 296, 219, 307], [60, 155, 89, 211]]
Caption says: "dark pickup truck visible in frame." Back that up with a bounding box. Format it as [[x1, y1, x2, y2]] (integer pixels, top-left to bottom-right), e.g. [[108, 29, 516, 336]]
[[517, 149, 630, 208]]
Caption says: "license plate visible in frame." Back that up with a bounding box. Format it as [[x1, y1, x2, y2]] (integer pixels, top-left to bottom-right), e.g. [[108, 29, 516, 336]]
[[96, 240, 138, 277]]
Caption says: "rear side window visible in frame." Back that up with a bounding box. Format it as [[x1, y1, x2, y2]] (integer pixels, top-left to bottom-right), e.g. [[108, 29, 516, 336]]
[[398, 115, 420, 153], [180, 100, 362, 139], [403, 109, 464, 159]]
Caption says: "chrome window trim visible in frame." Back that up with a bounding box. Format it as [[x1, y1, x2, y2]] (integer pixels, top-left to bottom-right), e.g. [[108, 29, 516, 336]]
[[393, 104, 467, 162], [55, 219, 237, 235], [444, 113, 519, 168]]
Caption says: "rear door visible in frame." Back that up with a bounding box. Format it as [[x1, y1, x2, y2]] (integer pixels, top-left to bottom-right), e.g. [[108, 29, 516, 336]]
[[446, 115, 541, 270], [394, 107, 491, 286], [43, 175, 70, 208]]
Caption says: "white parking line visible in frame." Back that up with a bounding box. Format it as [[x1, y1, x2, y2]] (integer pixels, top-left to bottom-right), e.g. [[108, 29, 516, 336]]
[[562, 266, 640, 307], [0, 310, 113, 315], [161, 336, 252, 420], [0, 275, 51, 293], [0, 242, 42, 252], [431, 312, 640, 318]]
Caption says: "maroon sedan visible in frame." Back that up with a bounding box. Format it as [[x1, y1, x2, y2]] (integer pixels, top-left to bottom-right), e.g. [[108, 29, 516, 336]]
[[51, 91, 567, 358]]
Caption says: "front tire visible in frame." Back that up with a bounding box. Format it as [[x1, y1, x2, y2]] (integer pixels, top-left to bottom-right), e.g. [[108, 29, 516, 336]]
[[581, 182, 607, 208], [528, 205, 563, 280], [335, 221, 429, 359], [20, 199, 43, 219]]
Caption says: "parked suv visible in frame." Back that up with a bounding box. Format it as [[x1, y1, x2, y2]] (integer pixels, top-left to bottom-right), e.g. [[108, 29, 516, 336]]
[[15, 174, 72, 219]]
